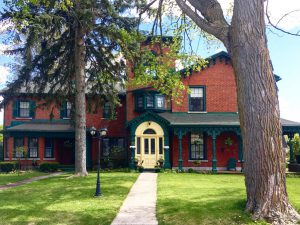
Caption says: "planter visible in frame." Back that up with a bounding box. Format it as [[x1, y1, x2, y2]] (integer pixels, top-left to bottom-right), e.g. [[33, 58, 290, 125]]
[[296, 155, 300, 164], [138, 167, 144, 173]]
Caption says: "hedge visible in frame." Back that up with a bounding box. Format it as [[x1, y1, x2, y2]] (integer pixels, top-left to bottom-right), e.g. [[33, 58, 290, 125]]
[[0, 162, 19, 173], [39, 162, 59, 172]]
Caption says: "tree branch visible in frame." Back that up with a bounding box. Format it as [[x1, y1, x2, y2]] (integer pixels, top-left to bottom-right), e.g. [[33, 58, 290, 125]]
[[175, 0, 229, 47], [266, 0, 300, 37]]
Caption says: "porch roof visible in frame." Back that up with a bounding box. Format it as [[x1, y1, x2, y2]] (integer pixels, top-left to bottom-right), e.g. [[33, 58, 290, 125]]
[[6, 122, 74, 133], [158, 112, 300, 128]]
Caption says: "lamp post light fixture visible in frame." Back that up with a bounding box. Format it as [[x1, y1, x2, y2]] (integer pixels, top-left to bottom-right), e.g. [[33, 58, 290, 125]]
[[90, 126, 108, 197]]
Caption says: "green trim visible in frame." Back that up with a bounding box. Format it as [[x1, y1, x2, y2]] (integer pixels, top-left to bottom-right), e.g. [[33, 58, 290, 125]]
[[188, 86, 206, 112]]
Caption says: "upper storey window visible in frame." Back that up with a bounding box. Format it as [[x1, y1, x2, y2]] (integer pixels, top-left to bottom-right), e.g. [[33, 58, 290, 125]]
[[13, 100, 36, 118], [189, 87, 206, 112], [134, 91, 167, 112], [20, 101, 30, 117], [60, 101, 72, 119]]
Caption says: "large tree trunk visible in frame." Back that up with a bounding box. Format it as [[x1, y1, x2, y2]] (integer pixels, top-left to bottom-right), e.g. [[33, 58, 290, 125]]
[[229, 1, 299, 224], [74, 18, 88, 176], [175, 0, 300, 224]]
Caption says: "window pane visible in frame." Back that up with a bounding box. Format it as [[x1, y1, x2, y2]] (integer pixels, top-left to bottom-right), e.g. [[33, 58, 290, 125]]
[[137, 96, 144, 108], [144, 139, 149, 154], [103, 102, 110, 118], [143, 129, 156, 134], [45, 138, 53, 158], [29, 138, 38, 158], [137, 137, 141, 154], [146, 95, 154, 108], [14, 138, 24, 158], [19, 102, 30, 117], [151, 138, 155, 154], [190, 88, 203, 97], [66, 102, 72, 118], [159, 138, 163, 154], [156, 95, 165, 108]]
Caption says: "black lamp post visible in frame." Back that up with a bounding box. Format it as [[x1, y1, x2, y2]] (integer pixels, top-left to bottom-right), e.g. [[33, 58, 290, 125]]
[[90, 126, 108, 197]]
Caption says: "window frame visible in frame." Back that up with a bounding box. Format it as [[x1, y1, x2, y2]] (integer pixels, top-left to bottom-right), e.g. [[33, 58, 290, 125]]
[[28, 137, 39, 158], [101, 137, 125, 157], [134, 92, 167, 111], [189, 132, 207, 160], [188, 86, 206, 112]]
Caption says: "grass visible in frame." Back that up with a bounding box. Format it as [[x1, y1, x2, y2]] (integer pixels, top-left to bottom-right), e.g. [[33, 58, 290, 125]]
[[0, 172, 138, 225], [0, 171, 46, 186], [157, 173, 300, 225]]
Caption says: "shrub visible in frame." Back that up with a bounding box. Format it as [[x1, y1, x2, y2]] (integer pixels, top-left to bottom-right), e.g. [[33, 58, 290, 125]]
[[0, 162, 18, 173], [39, 162, 59, 172]]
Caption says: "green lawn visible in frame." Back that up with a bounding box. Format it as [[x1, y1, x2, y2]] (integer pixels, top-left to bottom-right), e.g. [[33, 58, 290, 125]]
[[0, 172, 138, 225], [0, 171, 46, 186], [157, 173, 300, 225]]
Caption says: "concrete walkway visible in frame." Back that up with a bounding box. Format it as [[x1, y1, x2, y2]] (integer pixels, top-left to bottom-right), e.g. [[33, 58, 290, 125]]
[[0, 172, 63, 191], [111, 172, 158, 225]]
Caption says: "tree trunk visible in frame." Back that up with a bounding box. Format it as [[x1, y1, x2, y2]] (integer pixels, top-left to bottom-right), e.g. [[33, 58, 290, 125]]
[[228, 0, 299, 224], [74, 18, 88, 176]]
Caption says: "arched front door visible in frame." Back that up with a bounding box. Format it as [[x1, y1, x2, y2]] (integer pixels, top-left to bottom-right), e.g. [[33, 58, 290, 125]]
[[135, 121, 164, 168]]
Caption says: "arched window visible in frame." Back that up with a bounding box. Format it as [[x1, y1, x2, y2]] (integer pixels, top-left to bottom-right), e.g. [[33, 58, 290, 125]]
[[143, 129, 156, 134]]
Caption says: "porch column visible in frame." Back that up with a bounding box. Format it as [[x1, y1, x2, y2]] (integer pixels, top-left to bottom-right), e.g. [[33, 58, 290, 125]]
[[178, 129, 183, 171], [212, 132, 217, 173], [129, 127, 136, 169], [238, 135, 243, 172], [164, 146, 171, 169], [288, 133, 295, 163]]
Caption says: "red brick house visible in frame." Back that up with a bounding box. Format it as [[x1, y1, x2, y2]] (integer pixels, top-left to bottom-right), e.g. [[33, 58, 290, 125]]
[[2, 45, 300, 171]]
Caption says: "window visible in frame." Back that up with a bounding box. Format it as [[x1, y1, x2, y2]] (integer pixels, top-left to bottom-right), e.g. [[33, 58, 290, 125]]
[[13, 100, 35, 118], [44, 138, 54, 158], [60, 101, 72, 119], [137, 137, 141, 154], [66, 102, 72, 118], [103, 102, 115, 119], [20, 101, 30, 117], [156, 95, 165, 108], [189, 87, 205, 112], [146, 95, 154, 108], [159, 138, 163, 154], [14, 137, 24, 158], [136, 96, 144, 109], [28, 137, 38, 158], [143, 129, 156, 134], [135, 93, 166, 111], [101, 138, 125, 157], [190, 133, 205, 160]]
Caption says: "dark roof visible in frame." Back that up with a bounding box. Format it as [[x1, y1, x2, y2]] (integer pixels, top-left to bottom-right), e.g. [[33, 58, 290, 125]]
[[158, 112, 300, 127], [6, 122, 74, 132]]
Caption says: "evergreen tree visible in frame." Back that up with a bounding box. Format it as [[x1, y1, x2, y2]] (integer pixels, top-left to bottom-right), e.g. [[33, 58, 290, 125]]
[[1, 0, 139, 176]]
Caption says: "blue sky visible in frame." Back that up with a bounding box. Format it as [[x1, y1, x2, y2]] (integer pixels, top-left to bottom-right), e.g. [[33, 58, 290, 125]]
[[0, 0, 299, 124]]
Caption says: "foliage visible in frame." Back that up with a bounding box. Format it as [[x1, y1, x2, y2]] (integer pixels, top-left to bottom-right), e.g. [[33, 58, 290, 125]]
[[0, 0, 139, 111], [39, 162, 59, 172], [157, 173, 300, 225], [0, 161, 19, 173], [0, 172, 138, 225], [224, 137, 233, 147], [292, 134, 300, 155]]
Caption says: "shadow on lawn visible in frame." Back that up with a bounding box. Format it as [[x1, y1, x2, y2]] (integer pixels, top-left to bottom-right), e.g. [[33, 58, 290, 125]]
[[0, 173, 136, 225]]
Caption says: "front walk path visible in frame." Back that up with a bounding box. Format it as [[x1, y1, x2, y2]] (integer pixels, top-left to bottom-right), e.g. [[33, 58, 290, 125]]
[[111, 172, 158, 225], [0, 172, 63, 191]]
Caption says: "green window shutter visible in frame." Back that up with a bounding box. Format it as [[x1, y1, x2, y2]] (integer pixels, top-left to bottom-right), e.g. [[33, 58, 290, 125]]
[[60, 101, 66, 118], [12, 100, 19, 118], [30, 101, 36, 118]]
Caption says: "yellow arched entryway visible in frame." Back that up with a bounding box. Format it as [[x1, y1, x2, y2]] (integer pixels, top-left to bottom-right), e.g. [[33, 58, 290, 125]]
[[135, 121, 164, 168]]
